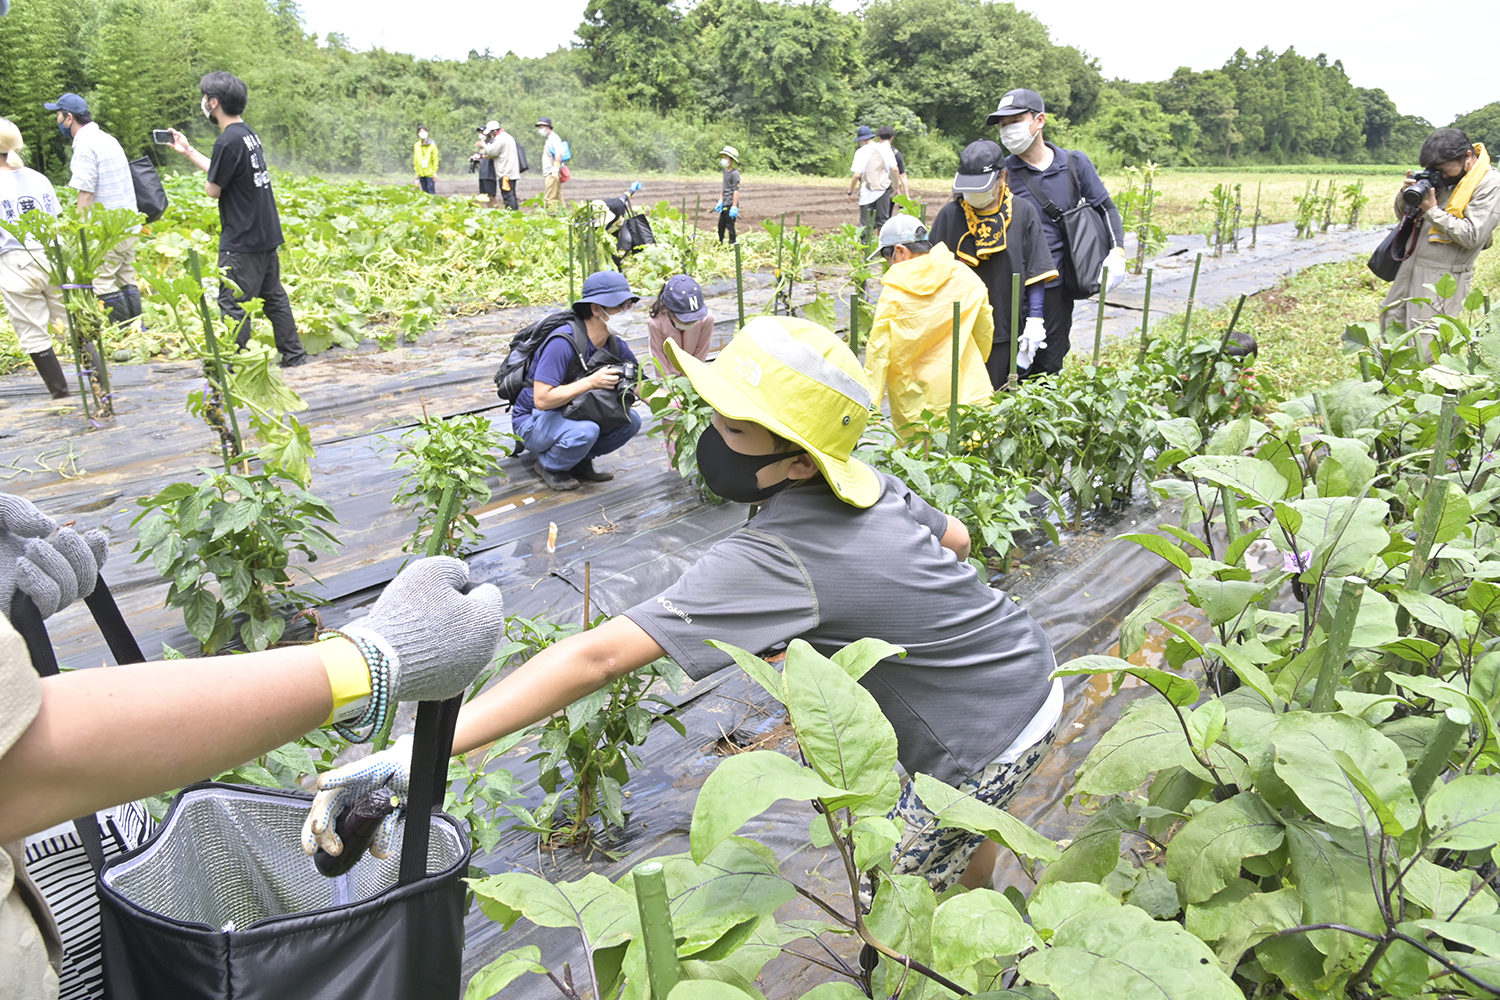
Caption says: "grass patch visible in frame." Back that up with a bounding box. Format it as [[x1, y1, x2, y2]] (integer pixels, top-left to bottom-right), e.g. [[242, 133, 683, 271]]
[[1086, 251, 1500, 403]]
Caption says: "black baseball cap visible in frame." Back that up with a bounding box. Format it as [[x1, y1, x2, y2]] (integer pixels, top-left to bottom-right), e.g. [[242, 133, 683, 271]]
[[952, 140, 1006, 194], [985, 88, 1044, 125]]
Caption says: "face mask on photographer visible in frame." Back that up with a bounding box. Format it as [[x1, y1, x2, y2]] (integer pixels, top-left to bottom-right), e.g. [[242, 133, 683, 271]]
[[695, 424, 804, 503], [999, 120, 1036, 155], [603, 305, 633, 338]]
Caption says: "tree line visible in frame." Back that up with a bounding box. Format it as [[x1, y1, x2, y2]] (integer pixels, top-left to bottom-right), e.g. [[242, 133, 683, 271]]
[[0, 0, 1481, 184]]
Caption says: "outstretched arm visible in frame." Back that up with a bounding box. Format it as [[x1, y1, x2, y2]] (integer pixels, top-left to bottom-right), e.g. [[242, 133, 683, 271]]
[[452, 615, 666, 755]]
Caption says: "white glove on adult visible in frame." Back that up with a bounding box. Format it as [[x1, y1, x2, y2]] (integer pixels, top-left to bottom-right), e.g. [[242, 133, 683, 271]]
[[302, 735, 412, 858], [1017, 316, 1048, 370], [1101, 247, 1128, 292]]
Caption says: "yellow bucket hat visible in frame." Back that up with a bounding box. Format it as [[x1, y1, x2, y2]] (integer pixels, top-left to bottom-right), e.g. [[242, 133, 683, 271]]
[[666, 316, 881, 508]]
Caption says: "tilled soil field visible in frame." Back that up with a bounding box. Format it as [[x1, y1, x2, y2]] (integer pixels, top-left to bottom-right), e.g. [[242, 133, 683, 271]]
[[433, 174, 955, 234]]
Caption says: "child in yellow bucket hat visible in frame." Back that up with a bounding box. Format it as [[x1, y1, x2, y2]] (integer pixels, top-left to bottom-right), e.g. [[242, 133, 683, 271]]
[[312, 315, 1060, 894]]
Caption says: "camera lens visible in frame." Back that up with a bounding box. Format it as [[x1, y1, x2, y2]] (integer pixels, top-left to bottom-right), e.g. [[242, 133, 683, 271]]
[[1403, 177, 1434, 208]]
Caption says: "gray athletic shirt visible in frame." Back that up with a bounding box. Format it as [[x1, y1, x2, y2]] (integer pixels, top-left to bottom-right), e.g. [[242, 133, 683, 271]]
[[623, 472, 1054, 785]]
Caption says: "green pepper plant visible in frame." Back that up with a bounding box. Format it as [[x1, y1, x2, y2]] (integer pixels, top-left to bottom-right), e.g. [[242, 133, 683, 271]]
[[391, 411, 508, 557]]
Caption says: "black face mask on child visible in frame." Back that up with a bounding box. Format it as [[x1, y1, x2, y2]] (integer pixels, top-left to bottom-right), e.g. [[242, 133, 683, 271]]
[[695, 424, 804, 503]]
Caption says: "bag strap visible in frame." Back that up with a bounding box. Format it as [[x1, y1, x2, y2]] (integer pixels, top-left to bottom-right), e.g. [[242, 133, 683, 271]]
[[11, 584, 143, 873], [399, 694, 463, 885], [1016, 168, 1065, 226]]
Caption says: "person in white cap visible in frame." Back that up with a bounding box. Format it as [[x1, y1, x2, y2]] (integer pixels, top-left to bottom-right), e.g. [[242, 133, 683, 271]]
[[472, 121, 506, 209], [537, 117, 566, 209], [865, 214, 995, 439], [306, 316, 1060, 899], [714, 146, 741, 244]]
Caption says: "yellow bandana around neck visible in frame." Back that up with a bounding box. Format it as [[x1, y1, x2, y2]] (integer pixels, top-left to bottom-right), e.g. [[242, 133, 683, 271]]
[[957, 186, 1014, 259], [1432, 143, 1490, 244]]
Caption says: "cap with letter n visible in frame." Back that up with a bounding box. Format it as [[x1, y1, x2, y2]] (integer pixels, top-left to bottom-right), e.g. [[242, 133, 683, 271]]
[[985, 88, 1044, 126], [666, 316, 879, 507], [658, 274, 709, 323]]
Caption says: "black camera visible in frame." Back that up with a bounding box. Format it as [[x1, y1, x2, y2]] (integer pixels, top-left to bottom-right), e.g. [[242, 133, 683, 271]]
[[1402, 169, 1442, 209], [468, 156, 478, 174], [608, 362, 638, 383]]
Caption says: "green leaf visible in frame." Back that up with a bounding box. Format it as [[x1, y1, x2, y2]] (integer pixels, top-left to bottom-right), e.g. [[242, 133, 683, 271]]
[[565, 687, 610, 734], [1019, 882, 1243, 1000], [932, 889, 1040, 971], [241, 612, 284, 652], [796, 985, 867, 1000], [1075, 699, 1220, 797], [782, 639, 899, 811], [1425, 774, 1500, 850], [1183, 578, 1267, 627], [1052, 654, 1199, 707], [1166, 792, 1285, 904], [1037, 799, 1140, 888], [1123, 865, 1181, 919], [829, 637, 904, 680], [850, 815, 900, 873], [1329, 750, 1405, 835], [1118, 532, 1193, 575], [1179, 455, 1288, 506], [461, 946, 548, 1000], [1155, 417, 1202, 454], [867, 872, 936, 990], [183, 589, 221, 645], [1393, 590, 1466, 640], [1282, 819, 1384, 969], [689, 751, 844, 862], [910, 773, 1060, 863], [707, 640, 784, 704], [1313, 436, 1376, 499], [1119, 582, 1185, 659], [1190, 884, 1301, 970], [468, 871, 637, 947], [1322, 579, 1399, 650], [1204, 643, 1278, 708], [668, 982, 755, 1000], [1267, 712, 1418, 833], [1286, 497, 1390, 579], [220, 561, 253, 612]]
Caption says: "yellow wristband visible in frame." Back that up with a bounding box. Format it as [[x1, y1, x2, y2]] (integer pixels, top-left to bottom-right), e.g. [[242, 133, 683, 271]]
[[316, 636, 372, 727]]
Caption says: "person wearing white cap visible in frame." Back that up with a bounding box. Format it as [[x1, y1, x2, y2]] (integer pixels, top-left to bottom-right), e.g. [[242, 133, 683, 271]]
[[713, 146, 741, 244], [472, 121, 506, 209], [537, 117, 566, 209], [865, 214, 995, 439]]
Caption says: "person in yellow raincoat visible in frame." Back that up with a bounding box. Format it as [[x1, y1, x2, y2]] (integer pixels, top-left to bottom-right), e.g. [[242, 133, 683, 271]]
[[863, 214, 995, 440]]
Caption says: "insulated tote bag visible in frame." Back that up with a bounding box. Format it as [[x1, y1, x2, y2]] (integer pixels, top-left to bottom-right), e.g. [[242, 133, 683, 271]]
[[11, 582, 472, 1000]]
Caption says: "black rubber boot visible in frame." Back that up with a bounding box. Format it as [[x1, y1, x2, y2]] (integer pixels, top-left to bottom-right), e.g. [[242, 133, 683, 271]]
[[123, 284, 143, 320], [29, 350, 70, 398], [534, 461, 580, 492], [569, 458, 615, 483], [99, 290, 131, 326]]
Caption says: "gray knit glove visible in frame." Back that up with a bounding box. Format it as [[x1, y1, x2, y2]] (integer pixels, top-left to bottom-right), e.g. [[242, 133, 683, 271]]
[[344, 556, 505, 703], [1, 493, 109, 621]]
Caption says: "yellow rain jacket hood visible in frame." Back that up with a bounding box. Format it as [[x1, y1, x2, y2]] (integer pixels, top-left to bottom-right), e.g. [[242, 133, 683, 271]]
[[863, 242, 995, 440]]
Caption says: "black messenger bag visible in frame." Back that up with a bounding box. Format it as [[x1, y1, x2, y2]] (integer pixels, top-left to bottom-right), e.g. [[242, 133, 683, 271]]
[[1018, 153, 1112, 299], [12, 580, 471, 1000], [1367, 213, 1421, 282]]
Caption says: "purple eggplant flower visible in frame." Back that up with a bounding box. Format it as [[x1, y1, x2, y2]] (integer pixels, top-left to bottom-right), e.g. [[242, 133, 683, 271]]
[[1282, 549, 1313, 573]]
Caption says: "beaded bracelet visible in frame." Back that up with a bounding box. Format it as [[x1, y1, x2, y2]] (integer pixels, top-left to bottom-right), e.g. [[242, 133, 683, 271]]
[[317, 629, 394, 743]]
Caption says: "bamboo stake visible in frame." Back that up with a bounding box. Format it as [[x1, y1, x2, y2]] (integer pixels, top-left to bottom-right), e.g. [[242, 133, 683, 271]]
[[1093, 267, 1108, 364], [1136, 266, 1154, 363], [1251, 181, 1262, 248], [734, 242, 745, 328], [1310, 577, 1365, 713], [77, 230, 112, 414], [1180, 252, 1203, 345], [633, 862, 680, 998], [1218, 294, 1249, 354], [567, 222, 576, 303], [948, 300, 961, 452], [1007, 272, 1020, 389], [188, 248, 245, 462], [788, 213, 802, 309], [583, 561, 591, 628]]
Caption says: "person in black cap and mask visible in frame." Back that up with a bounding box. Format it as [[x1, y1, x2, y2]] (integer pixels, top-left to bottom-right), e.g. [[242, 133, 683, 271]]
[[989, 88, 1126, 377], [511, 271, 643, 491], [929, 140, 1057, 388]]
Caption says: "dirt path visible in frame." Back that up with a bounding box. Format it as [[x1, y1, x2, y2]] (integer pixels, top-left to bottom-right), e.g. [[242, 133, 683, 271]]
[[434, 173, 955, 235]]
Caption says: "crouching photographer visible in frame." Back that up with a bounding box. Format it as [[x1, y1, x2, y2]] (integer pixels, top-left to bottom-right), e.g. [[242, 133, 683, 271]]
[[511, 271, 644, 492], [1381, 128, 1500, 334]]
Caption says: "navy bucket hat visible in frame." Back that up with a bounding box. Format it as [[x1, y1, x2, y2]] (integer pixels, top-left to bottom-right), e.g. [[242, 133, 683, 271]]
[[574, 271, 639, 314]]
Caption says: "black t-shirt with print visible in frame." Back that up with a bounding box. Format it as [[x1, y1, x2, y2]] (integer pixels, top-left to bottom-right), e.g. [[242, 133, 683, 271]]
[[206, 122, 284, 254], [929, 195, 1056, 343]]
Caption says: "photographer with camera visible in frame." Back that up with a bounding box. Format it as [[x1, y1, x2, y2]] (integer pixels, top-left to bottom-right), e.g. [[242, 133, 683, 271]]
[[510, 271, 643, 491], [1382, 128, 1500, 334]]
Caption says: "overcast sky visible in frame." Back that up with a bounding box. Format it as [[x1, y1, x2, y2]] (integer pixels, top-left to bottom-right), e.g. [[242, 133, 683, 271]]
[[295, 0, 1495, 127]]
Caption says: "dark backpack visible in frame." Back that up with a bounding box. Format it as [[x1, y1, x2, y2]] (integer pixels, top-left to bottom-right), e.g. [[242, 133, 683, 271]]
[[492, 310, 579, 407], [128, 156, 169, 223], [515, 142, 529, 174]]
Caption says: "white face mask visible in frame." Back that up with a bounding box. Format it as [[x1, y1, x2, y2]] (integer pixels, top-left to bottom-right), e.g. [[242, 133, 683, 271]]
[[418, 131, 428, 141], [537, 128, 547, 137], [963, 187, 999, 209], [201, 96, 214, 121], [1000, 121, 1036, 155], [669, 313, 693, 332], [605, 307, 632, 337], [720, 158, 730, 169]]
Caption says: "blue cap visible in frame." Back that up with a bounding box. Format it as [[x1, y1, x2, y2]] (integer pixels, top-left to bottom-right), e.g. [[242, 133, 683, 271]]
[[658, 274, 708, 323], [575, 271, 638, 311], [536, 117, 553, 128], [855, 125, 876, 143], [45, 93, 89, 115]]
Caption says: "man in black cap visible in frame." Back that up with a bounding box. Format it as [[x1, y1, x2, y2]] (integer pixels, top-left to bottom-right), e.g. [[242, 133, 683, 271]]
[[929, 140, 1057, 389], [989, 88, 1126, 376]]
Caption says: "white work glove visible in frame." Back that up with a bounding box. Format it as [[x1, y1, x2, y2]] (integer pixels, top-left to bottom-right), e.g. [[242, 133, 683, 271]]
[[0, 493, 109, 620], [1101, 247, 1128, 292], [1017, 316, 1048, 370], [302, 735, 411, 858], [344, 556, 505, 704]]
